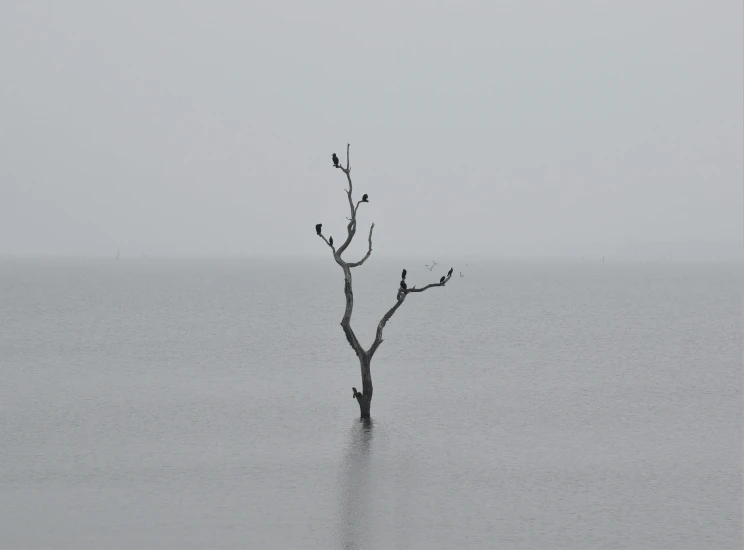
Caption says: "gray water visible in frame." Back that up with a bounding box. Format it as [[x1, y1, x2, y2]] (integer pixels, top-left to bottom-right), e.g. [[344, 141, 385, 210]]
[[0, 258, 741, 549]]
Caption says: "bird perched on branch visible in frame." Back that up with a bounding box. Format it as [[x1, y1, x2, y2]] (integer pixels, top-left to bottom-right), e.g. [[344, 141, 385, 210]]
[[400, 280, 407, 291], [362, 194, 368, 202], [440, 276, 445, 283], [448, 267, 453, 277], [401, 269, 407, 280], [315, 223, 322, 235], [329, 236, 334, 246], [332, 153, 339, 168]]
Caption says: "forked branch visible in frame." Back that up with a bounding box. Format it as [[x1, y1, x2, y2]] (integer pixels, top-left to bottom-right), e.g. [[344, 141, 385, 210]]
[[348, 224, 375, 268], [316, 144, 374, 360], [367, 271, 453, 358], [319, 234, 336, 255]]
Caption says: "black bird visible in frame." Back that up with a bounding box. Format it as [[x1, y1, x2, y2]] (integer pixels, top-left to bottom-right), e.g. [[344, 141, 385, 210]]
[[352, 387, 359, 399], [315, 223, 322, 235], [329, 236, 334, 246], [332, 153, 339, 168], [401, 268, 407, 280], [362, 193, 368, 202], [447, 267, 453, 277], [440, 276, 445, 283], [400, 280, 407, 291]]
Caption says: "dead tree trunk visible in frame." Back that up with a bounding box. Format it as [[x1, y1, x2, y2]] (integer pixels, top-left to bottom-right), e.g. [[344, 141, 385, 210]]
[[353, 353, 373, 418], [316, 144, 453, 418]]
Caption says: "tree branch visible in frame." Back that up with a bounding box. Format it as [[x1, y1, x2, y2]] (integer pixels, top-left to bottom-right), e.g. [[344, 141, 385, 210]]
[[367, 297, 405, 358], [406, 274, 452, 293], [337, 260, 365, 359], [367, 272, 453, 358], [336, 176, 356, 256], [334, 145, 368, 258], [348, 223, 375, 268], [322, 145, 367, 359], [319, 234, 336, 255]]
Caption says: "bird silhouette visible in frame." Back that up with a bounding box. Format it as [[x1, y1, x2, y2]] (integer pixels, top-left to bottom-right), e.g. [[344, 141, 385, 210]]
[[440, 276, 445, 283], [401, 269, 407, 280], [332, 153, 339, 168], [447, 267, 453, 277], [400, 280, 407, 290], [329, 236, 334, 246], [362, 193, 368, 202], [315, 223, 322, 235]]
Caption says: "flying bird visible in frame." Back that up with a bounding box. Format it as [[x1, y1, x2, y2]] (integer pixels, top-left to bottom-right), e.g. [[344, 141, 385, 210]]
[[329, 236, 334, 246], [332, 153, 339, 168], [315, 223, 322, 235], [401, 269, 407, 280], [362, 194, 368, 202], [440, 276, 445, 283], [400, 280, 407, 290], [447, 267, 453, 277]]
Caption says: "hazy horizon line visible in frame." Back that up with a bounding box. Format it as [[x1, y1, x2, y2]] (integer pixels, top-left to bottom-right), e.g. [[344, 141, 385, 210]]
[[1, 252, 741, 263]]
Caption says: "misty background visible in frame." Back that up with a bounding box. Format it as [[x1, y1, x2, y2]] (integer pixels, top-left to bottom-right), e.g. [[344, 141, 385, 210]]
[[0, 1, 741, 260]]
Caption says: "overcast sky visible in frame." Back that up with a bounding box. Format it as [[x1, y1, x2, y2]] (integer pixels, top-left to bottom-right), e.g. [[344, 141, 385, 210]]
[[0, 1, 741, 259]]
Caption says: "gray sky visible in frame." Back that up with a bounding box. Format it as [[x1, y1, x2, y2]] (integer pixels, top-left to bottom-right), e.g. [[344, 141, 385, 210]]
[[1, 1, 741, 259]]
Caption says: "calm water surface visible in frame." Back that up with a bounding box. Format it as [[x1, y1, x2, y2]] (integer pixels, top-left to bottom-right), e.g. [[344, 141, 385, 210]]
[[0, 258, 741, 549]]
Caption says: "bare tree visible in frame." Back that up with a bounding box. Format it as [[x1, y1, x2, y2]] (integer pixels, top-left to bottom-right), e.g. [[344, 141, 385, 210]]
[[316, 144, 453, 418]]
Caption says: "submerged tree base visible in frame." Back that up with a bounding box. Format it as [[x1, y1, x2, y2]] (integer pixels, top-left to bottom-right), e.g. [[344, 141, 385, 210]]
[[353, 388, 372, 418], [356, 395, 371, 418]]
